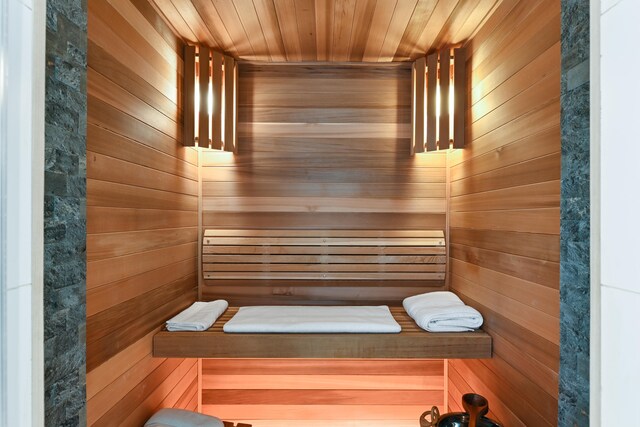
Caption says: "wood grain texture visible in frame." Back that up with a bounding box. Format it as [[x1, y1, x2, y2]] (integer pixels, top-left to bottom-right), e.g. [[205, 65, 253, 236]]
[[202, 62, 448, 304], [448, 1, 560, 425], [202, 229, 446, 285], [147, 0, 500, 62], [200, 358, 447, 426], [87, 2, 198, 425]]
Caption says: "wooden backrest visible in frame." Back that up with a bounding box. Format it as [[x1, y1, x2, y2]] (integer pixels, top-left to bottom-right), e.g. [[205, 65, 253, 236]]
[[203, 230, 446, 286]]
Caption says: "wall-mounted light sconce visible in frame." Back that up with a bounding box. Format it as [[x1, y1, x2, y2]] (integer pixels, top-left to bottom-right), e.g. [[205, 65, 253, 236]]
[[183, 45, 237, 152], [411, 47, 466, 154]]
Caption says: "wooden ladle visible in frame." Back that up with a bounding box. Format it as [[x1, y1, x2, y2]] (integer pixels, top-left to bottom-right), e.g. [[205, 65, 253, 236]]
[[462, 393, 489, 427]]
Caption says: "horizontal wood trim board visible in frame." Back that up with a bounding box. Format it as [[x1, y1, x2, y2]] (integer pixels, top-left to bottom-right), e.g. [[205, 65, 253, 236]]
[[201, 182, 447, 199], [86, 207, 197, 234], [203, 272, 445, 281], [238, 123, 411, 139], [87, 227, 198, 261], [201, 359, 445, 376], [204, 264, 446, 273], [201, 167, 446, 184], [202, 390, 443, 405], [202, 374, 444, 390], [199, 154, 447, 169], [203, 254, 447, 264], [87, 179, 198, 211], [239, 107, 412, 123], [203, 246, 447, 256], [202, 197, 446, 213], [202, 213, 447, 230], [201, 405, 444, 421], [204, 237, 445, 246]]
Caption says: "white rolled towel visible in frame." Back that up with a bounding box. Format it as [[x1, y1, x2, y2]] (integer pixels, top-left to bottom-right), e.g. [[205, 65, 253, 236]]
[[403, 291, 483, 332], [166, 300, 228, 332]]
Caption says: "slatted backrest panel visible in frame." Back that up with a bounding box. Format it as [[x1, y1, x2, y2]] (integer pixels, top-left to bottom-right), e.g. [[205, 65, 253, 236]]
[[203, 230, 446, 284]]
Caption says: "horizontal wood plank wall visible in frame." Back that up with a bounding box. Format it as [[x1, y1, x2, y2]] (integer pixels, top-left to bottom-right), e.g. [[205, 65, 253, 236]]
[[200, 63, 447, 426], [201, 63, 448, 305], [201, 359, 444, 427], [86, 1, 198, 425], [447, 0, 561, 425]]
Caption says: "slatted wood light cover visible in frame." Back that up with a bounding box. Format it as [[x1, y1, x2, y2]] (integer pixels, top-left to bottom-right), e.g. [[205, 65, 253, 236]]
[[413, 47, 466, 153], [183, 45, 237, 152]]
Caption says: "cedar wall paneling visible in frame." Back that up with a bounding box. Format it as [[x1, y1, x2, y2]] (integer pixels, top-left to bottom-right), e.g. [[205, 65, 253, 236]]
[[200, 63, 447, 426], [86, 1, 198, 425], [201, 63, 448, 305], [201, 359, 444, 427], [448, 0, 561, 425]]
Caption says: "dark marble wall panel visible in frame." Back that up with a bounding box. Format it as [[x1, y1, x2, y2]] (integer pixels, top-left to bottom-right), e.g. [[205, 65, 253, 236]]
[[44, 0, 87, 425], [559, 0, 590, 426]]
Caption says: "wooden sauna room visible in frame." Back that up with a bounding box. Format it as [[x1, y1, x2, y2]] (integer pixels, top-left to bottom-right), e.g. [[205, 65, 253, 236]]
[[4, 0, 601, 425], [84, 0, 563, 426]]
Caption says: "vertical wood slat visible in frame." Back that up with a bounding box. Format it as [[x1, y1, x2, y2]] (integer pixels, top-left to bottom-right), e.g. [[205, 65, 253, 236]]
[[224, 55, 237, 153], [453, 47, 466, 149], [211, 51, 223, 150], [412, 57, 426, 155], [426, 52, 438, 152], [438, 49, 450, 150], [183, 45, 196, 147], [198, 46, 210, 148]]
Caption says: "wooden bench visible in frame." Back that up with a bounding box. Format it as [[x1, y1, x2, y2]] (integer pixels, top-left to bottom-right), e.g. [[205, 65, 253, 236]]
[[153, 307, 492, 359], [153, 228, 492, 359]]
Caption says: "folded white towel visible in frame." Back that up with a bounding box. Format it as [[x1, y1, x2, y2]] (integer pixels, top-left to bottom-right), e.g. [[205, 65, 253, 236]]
[[403, 291, 464, 317], [166, 300, 228, 332], [223, 305, 401, 333], [403, 291, 483, 332]]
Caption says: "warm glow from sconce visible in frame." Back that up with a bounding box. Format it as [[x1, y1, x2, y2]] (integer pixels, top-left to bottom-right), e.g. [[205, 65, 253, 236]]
[[183, 45, 236, 151], [449, 64, 455, 149], [411, 47, 465, 154], [194, 68, 200, 145], [435, 79, 441, 143]]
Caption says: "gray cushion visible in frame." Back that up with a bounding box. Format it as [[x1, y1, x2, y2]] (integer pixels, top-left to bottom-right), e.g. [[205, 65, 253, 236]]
[[144, 408, 224, 427]]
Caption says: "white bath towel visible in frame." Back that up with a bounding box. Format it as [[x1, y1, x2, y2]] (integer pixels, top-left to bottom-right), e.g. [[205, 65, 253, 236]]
[[166, 300, 228, 331], [403, 291, 483, 332], [223, 305, 401, 333]]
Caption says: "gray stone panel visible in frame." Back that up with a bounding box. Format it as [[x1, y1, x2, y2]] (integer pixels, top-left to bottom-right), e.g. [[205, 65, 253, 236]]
[[559, 0, 590, 425], [44, 0, 87, 425]]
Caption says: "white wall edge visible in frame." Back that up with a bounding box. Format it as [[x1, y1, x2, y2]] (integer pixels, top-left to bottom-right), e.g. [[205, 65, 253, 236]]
[[589, 0, 601, 425], [31, 0, 46, 425]]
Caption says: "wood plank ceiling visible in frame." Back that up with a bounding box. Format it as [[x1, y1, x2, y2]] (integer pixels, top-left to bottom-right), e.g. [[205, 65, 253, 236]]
[[148, 0, 501, 62]]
